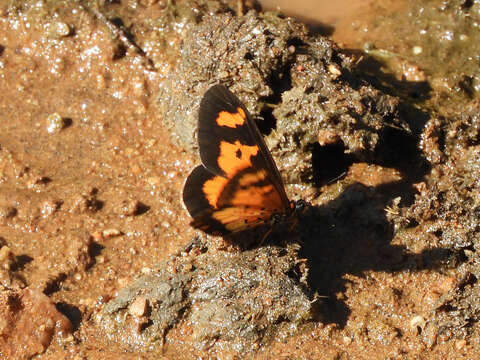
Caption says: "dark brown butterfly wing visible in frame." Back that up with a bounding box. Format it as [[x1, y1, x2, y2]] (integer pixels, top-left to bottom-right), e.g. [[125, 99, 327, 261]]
[[183, 85, 291, 235]]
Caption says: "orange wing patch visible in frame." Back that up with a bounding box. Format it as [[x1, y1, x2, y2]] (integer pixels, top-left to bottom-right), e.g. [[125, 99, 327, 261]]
[[218, 140, 259, 175], [202, 175, 229, 208], [226, 170, 283, 210], [216, 107, 246, 128], [230, 183, 280, 209], [202, 139, 260, 208]]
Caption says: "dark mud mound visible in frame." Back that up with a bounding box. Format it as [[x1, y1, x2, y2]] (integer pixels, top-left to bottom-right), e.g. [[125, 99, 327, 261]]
[[100, 242, 314, 353]]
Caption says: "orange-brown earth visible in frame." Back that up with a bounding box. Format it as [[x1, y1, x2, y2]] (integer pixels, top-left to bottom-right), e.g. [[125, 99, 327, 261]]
[[1, 0, 479, 359]]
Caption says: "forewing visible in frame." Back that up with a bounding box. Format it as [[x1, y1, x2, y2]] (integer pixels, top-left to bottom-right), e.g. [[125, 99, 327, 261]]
[[197, 85, 289, 209]]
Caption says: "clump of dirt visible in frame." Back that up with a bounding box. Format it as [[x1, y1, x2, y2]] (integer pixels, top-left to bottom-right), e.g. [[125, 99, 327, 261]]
[[100, 242, 314, 353], [396, 100, 480, 340], [0, 287, 73, 359], [353, 0, 480, 347], [159, 10, 410, 184]]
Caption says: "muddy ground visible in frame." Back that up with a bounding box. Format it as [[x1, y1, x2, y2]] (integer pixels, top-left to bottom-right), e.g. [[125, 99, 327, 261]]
[[1, 0, 480, 358]]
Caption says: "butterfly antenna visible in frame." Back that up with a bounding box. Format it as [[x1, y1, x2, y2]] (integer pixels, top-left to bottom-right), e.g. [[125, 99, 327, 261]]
[[328, 171, 347, 185]]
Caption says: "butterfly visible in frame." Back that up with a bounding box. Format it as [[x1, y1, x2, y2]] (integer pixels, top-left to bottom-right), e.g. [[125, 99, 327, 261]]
[[183, 85, 305, 236]]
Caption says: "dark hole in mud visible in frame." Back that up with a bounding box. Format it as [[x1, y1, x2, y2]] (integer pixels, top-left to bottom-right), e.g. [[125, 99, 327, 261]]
[[436, 303, 456, 312], [85, 188, 104, 211], [286, 36, 307, 52], [244, 51, 254, 61], [63, 117, 73, 128], [353, 55, 432, 102], [376, 127, 430, 177], [311, 142, 352, 187], [263, 29, 273, 37], [405, 218, 419, 228], [306, 22, 335, 37], [88, 242, 105, 267], [134, 202, 151, 216], [433, 229, 443, 238], [458, 271, 477, 291], [461, 0, 474, 10], [56, 302, 82, 330], [257, 60, 294, 135], [10, 254, 34, 272], [44, 273, 67, 295], [6, 293, 22, 311], [113, 43, 127, 60], [36, 177, 52, 185], [110, 16, 125, 28]]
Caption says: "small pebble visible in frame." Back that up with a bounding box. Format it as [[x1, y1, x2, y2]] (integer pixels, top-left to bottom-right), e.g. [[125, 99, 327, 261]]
[[129, 296, 148, 317], [46, 113, 66, 133], [41, 200, 60, 217], [0, 246, 14, 268], [52, 21, 71, 37], [102, 229, 122, 238], [410, 315, 426, 333], [412, 45, 423, 55], [455, 339, 467, 350], [328, 63, 341, 76]]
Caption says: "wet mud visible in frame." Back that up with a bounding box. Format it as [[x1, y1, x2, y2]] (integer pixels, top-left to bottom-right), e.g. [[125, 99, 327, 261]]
[[1, 0, 480, 358]]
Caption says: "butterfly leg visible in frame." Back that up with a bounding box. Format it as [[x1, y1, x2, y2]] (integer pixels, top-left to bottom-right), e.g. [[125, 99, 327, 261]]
[[259, 227, 273, 246], [288, 216, 298, 232]]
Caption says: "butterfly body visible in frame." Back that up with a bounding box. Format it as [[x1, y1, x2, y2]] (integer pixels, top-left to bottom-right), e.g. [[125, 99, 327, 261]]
[[183, 85, 300, 236]]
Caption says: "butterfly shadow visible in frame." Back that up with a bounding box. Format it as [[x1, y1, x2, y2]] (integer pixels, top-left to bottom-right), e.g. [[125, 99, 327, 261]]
[[297, 177, 456, 329]]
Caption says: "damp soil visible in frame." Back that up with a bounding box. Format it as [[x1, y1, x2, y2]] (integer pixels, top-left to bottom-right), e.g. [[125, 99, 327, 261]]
[[1, 0, 480, 359]]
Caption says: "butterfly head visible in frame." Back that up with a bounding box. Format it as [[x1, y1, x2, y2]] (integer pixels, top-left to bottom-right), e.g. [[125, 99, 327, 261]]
[[288, 199, 308, 217], [293, 199, 307, 214], [269, 199, 308, 228]]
